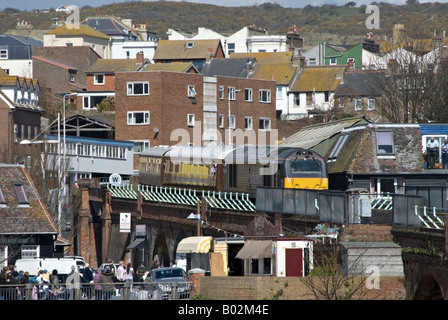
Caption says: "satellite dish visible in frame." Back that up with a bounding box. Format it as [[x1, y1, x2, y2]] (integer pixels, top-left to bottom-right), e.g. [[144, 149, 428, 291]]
[[15, 155, 26, 165], [153, 127, 159, 133]]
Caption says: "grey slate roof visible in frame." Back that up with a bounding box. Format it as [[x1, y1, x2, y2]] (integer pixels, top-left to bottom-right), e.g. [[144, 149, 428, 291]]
[[200, 58, 256, 78], [83, 17, 139, 40], [0, 34, 43, 59], [336, 71, 386, 97], [0, 165, 57, 234]]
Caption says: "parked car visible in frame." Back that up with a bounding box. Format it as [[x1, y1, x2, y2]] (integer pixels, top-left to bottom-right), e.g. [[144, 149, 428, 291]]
[[146, 267, 190, 300]]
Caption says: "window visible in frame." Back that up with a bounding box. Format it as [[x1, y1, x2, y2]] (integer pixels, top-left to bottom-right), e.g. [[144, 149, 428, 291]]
[[133, 140, 150, 153], [21, 245, 39, 259], [186, 42, 194, 49], [83, 97, 90, 109], [324, 92, 330, 102], [188, 85, 196, 97], [338, 97, 344, 108], [69, 74, 75, 82], [245, 88, 253, 102], [187, 114, 195, 126], [0, 187, 6, 205], [219, 86, 224, 100], [276, 87, 283, 100], [347, 58, 355, 68], [228, 87, 238, 101], [227, 43, 235, 56], [219, 114, 224, 128], [329, 58, 337, 65], [259, 89, 271, 103], [293, 93, 300, 106], [377, 131, 394, 154], [0, 49, 7, 59], [245, 117, 253, 130], [228, 115, 235, 129], [368, 98, 375, 110], [328, 135, 349, 162], [355, 97, 362, 110], [308, 58, 316, 65], [94, 74, 105, 85], [306, 92, 313, 106], [14, 184, 28, 204], [127, 82, 149, 95], [127, 111, 150, 125], [259, 118, 271, 130]]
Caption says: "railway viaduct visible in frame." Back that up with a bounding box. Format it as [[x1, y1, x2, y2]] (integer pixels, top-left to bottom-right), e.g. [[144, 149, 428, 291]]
[[67, 182, 448, 300]]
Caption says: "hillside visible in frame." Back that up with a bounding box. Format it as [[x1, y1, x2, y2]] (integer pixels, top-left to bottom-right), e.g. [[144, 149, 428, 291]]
[[2, 1, 448, 45]]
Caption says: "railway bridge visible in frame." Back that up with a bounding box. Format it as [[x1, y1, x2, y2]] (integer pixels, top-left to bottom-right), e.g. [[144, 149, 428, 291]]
[[69, 182, 448, 300]]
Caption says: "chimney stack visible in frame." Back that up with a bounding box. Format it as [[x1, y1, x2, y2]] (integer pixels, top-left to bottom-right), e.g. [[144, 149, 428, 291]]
[[136, 51, 144, 65]]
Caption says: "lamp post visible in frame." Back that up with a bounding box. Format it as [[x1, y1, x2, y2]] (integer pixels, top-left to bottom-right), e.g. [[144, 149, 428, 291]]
[[59, 94, 69, 234], [187, 200, 202, 236], [228, 88, 241, 146]]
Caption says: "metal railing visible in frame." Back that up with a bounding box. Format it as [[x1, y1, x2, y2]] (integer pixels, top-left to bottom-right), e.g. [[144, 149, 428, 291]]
[[0, 281, 193, 301], [414, 205, 446, 230]]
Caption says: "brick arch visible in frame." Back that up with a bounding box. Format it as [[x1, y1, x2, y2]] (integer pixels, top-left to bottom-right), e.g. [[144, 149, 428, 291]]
[[414, 275, 444, 300], [152, 233, 170, 268]]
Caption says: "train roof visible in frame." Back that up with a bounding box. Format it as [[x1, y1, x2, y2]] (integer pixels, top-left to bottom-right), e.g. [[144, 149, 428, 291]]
[[140, 145, 323, 164], [140, 145, 235, 163], [224, 146, 323, 164]]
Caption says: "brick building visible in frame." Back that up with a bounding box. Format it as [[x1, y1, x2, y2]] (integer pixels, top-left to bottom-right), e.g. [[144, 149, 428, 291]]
[[114, 71, 277, 168], [32, 46, 101, 95]]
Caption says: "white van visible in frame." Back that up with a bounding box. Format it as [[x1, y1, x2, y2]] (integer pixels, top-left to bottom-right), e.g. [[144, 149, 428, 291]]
[[15, 257, 86, 276]]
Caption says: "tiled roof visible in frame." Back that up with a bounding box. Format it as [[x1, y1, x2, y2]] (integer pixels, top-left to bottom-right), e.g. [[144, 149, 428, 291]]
[[0, 165, 58, 234], [153, 39, 221, 60], [143, 62, 198, 73], [229, 51, 293, 63], [32, 55, 77, 71], [45, 24, 110, 40], [0, 75, 19, 86], [290, 66, 346, 92], [86, 59, 143, 73], [250, 62, 297, 85]]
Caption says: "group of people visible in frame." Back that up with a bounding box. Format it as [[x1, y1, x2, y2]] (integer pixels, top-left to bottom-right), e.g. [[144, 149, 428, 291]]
[[426, 137, 448, 169], [0, 259, 164, 300]]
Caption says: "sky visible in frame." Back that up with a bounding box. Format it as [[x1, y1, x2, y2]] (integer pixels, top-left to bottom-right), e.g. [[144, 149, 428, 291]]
[[3, 0, 448, 11]]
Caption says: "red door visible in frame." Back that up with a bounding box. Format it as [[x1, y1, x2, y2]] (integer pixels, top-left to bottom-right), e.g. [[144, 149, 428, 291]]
[[285, 248, 303, 276]]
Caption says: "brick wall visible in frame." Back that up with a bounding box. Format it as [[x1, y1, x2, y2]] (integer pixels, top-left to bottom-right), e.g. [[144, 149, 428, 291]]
[[195, 275, 405, 300], [340, 224, 394, 242]]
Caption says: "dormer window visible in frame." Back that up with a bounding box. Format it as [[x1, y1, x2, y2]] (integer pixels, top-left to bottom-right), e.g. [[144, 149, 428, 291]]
[[186, 42, 194, 49], [377, 131, 394, 155]]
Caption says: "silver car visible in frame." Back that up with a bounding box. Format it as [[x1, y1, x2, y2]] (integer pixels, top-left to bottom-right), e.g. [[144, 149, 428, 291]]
[[146, 267, 191, 300]]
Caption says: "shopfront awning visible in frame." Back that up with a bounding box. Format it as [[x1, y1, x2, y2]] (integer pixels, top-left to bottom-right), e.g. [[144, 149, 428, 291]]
[[176, 236, 212, 253], [236, 240, 272, 259], [127, 238, 145, 250]]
